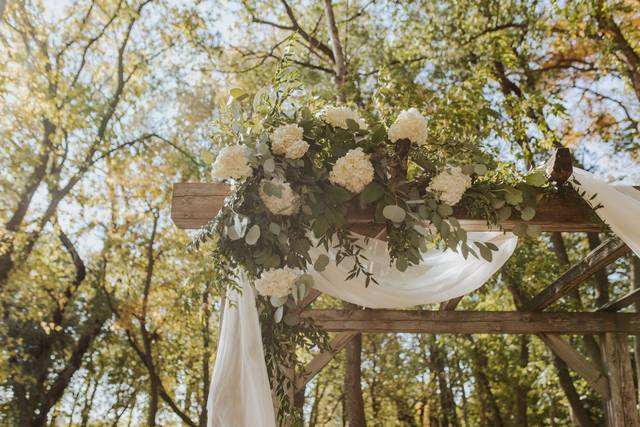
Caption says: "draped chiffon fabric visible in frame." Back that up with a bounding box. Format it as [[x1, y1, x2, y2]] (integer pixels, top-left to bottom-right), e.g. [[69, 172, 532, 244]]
[[207, 168, 640, 426]]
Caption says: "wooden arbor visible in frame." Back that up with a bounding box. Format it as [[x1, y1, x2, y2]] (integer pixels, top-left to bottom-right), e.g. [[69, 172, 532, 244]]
[[171, 149, 640, 426]]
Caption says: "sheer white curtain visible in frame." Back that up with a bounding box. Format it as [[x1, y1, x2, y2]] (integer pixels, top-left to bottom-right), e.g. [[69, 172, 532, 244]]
[[309, 232, 517, 308], [571, 168, 640, 257], [207, 167, 640, 426]]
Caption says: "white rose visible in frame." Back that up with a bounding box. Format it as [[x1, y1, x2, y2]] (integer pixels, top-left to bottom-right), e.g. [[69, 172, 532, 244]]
[[259, 178, 301, 216], [254, 267, 299, 298], [318, 105, 367, 130], [211, 145, 253, 181], [271, 124, 309, 160], [427, 166, 472, 206], [388, 108, 428, 146], [329, 148, 375, 193]]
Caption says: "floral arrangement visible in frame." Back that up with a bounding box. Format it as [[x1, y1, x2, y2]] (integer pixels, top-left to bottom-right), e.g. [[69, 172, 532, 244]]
[[192, 70, 549, 420]]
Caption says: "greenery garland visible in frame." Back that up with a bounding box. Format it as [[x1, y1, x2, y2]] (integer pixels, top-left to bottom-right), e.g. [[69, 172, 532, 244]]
[[191, 66, 551, 422]]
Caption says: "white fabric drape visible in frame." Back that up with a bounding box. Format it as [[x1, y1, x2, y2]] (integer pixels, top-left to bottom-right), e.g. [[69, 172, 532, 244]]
[[309, 232, 518, 308], [207, 277, 276, 427], [207, 167, 640, 426], [571, 168, 640, 257]]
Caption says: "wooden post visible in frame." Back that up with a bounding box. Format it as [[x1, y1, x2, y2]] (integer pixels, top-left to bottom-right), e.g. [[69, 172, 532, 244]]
[[601, 333, 640, 426], [545, 147, 573, 185]]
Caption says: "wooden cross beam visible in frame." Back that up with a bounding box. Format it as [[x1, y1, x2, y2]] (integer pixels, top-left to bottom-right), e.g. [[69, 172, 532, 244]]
[[170, 183, 603, 232], [526, 237, 630, 311], [302, 309, 640, 334], [597, 287, 640, 312]]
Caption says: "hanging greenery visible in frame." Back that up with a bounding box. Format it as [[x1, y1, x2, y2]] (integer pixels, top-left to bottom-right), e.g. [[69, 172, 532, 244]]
[[190, 65, 551, 421]]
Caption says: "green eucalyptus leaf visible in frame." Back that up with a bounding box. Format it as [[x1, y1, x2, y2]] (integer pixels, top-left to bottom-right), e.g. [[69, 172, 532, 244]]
[[525, 171, 547, 187], [396, 257, 408, 272], [314, 254, 330, 272], [245, 224, 261, 245], [383, 205, 406, 223], [263, 158, 275, 174], [497, 206, 512, 222], [437, 204, 453, 217], [521, 207, 536, 221], [491, 197, 506, 209], [270, 295, 287, 307], [360, 182, 385, 204], [269, 222, 281, 234], [274, 305, 284, 323], [526, 224, 542, 238], [461, 164, 475, 175], [512, 223, 527, 237], [505, 189, 523, 205], [473, 164, 488, 175]]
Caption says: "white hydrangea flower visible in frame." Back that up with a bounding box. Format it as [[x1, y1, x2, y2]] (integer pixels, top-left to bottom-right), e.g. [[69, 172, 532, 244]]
[[388, 108, 429, 145], [211, 145, 253, 181], [254, 267, 299, 298], [259, 178, 301, 216], [329, 148, 375, 193], [318, 105, 367, 130], [271, 124, 309, 160], [427, 166, 472, 206]]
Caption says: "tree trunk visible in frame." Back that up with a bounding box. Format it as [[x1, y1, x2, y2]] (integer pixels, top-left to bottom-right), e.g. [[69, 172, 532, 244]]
[[467, 337, 503, 427], [344, 320, 366, 427], [323, 0, 347, 103], [553, 356, 597, 427], [429, 336, 459, 427], [147, 373, 160, 427], [516, 335, 529, 427]]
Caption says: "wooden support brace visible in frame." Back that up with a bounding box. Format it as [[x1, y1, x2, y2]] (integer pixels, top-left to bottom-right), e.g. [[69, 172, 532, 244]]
[[526, 237, 630, 311], [597, 287, 640, 312], [302, 309, 640, 334], [440, 296, 463, 311], [538, 334, 610, 399], [295, 331, 359, 392]]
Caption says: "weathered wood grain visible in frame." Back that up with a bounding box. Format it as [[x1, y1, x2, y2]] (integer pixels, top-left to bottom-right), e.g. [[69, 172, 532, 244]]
[[538, 333, 610, 398], [301, 309, 640, 334], [601, 333, 640, 426], [295, 332, 359, 392], [597, 287, 640, 312], [171, 182, 603, 232], [526, 237, 630, 311]]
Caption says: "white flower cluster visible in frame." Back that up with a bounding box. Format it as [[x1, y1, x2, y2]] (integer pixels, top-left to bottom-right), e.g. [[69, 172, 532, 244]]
[[329, 148, 375, 193], [211, 145, 253, 181], [427, 166, 472, 206], [254, 267, 299, 298], [318, 105, 367, 130], [271, 124, 309, 160], [388, 108, 429, 146], [259, 178, 301, 216]]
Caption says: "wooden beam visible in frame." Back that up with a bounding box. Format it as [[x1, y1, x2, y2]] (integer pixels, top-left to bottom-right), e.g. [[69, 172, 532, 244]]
[[597, 288, 640, 312], [439, 296, 463, 311], [526, 237, 630, 311], [171, 183, 603, 232], [601, 333, 640, 426], [295, 332, 358, 392], [538, 334, 610, 399], [302, 309, 640, 334], [545, 147, 573, 185]]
